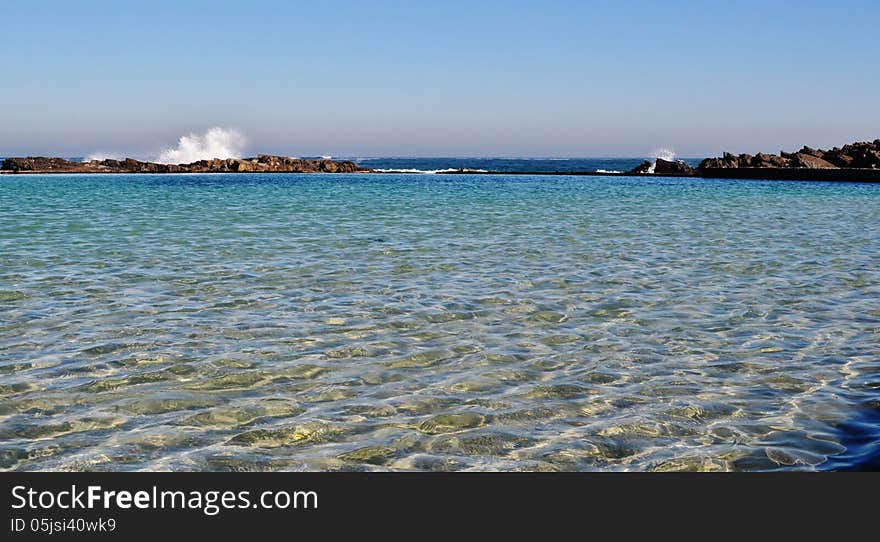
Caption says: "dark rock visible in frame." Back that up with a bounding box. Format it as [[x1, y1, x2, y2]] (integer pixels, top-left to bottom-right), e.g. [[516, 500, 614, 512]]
[[791, 153, 837, 169], [1, 155, 371, 174], [799, 146, 825, 159], [825, 153, 855, 167], [2, 157, 103, 173], [653, 158, 695, 175], [697, 139, 880, 174], [750, 153, 789, 168], [627, 159, 694, 176], [627, 160, 653, 174]]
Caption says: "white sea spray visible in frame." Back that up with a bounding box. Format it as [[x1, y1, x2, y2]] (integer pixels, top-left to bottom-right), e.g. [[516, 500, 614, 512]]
[[156, 127, 247, 164]]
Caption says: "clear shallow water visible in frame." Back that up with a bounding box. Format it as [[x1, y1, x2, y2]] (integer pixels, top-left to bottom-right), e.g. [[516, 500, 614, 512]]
[[0, 173, 878, 472]]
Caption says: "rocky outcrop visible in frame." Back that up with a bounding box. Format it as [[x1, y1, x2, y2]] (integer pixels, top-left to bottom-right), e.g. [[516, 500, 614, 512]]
[[654, 158, 695, 175], [791, 153, 838, 169], [628, 160, 653, 174], [1, 155, 369, 174], [1, 157, 103, 173], [627, 158, 695, 175], [698, 139, 880, 171]]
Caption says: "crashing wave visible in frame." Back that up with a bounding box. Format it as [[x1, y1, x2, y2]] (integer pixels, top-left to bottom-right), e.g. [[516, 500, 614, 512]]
[[647, 148, 676, 173], [83, 152, 121, 162], [156, 127, 246, 164]]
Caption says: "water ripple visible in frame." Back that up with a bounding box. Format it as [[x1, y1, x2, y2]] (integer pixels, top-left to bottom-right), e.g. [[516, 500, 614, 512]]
[[0, 174, 878, 471]]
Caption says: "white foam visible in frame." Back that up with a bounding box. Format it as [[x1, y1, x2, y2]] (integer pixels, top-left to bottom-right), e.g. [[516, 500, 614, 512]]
[[652, 148, 676, 162], [156, 127, 246, 164], [83, 152, 121, 162], [646, 148, 677, 173]]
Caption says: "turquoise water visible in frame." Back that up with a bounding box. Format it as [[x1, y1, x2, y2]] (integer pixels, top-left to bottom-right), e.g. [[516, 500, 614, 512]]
[[1, 173, 878, 471]]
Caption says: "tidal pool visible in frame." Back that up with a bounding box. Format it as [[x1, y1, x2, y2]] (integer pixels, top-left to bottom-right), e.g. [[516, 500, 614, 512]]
[[1, 173, 878, 471]]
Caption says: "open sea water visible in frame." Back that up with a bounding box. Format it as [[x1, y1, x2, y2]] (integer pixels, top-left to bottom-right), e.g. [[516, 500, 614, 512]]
[[348, 156, 701, 173], [0, 172, 878, 471]]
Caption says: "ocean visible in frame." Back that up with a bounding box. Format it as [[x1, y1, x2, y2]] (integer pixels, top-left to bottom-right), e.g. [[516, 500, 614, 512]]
[[350, 156, 702, 173], [1, 156, 702, 174], [0, 172, 878, 471]]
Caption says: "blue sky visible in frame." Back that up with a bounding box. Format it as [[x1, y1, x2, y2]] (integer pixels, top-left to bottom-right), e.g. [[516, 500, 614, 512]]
[[2, 0, 878, 157]]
